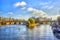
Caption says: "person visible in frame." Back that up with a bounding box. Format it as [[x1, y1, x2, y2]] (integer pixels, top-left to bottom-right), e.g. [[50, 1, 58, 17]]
[[51, 16, 60, 39]]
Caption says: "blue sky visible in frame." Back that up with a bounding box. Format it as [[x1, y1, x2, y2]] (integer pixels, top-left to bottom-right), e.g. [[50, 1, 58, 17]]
[[0, 0, 60, 19]]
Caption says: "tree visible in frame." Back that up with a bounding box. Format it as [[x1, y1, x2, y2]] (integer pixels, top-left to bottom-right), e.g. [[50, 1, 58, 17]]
[[26, 18, 35, 28], [28, 18, 35, 24]]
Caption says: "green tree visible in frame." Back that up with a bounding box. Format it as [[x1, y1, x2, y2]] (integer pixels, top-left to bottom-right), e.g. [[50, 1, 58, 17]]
[[28, 18, 35, 24], [26, 18, 35, 28]]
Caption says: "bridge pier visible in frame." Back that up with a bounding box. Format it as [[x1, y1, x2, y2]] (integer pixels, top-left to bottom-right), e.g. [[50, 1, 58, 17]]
[[0, 21, 21, 26], [6, 22, 10, 25], [10, 22, 14, 24], [0, 22, 2, 26], [13, 22, 19, 24], [0, 22, 6, 26]]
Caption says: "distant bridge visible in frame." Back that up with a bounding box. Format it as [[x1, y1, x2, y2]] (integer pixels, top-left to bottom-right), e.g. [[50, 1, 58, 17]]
[[0, 21, 26, 26], [0, 21, 57, 26]]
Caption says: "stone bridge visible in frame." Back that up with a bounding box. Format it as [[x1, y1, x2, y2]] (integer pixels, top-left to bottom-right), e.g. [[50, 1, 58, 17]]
[[0, 21, 26, 26]]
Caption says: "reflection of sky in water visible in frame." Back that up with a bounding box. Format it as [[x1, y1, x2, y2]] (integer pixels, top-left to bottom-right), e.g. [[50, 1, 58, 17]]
[[0, 24, 59, 40]]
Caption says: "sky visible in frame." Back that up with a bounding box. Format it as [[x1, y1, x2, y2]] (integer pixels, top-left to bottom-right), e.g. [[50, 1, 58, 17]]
[[0, 0, 60, 19]]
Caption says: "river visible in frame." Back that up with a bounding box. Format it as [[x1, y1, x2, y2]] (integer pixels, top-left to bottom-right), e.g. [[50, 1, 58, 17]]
[[0, 24, 59, 40]]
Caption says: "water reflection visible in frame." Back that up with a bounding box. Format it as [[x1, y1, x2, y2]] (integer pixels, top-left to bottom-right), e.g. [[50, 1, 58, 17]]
[[0, 24, 59, 40]]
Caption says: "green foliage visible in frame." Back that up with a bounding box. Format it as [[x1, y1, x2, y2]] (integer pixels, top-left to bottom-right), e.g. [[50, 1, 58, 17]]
[[28, 18, 35, 24], [26, 18, 38, 28]]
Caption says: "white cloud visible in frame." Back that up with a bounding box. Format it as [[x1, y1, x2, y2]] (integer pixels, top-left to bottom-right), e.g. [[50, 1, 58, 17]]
[[41, 5, 54, 9], [27, 7, 47, 16], [8, 12, 13, 15], [39, 2, 48, 5], [39, 1, 54, 9], [27, 7, 34, 11], [48, 6, 54, 9], [39, 1, 52, 6], [14, 1, 27, 7]]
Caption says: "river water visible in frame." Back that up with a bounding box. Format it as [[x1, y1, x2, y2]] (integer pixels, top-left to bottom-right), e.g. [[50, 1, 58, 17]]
[[0, 24, 59, 40]]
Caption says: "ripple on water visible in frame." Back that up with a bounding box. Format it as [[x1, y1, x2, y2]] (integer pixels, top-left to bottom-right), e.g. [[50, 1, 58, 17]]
[[0, 24, 59, 40]]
